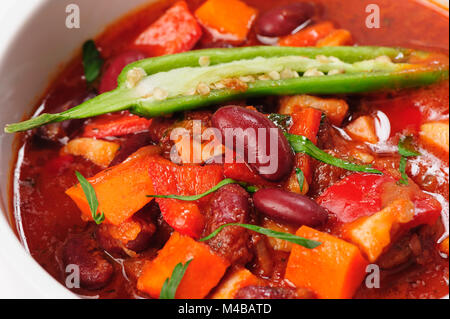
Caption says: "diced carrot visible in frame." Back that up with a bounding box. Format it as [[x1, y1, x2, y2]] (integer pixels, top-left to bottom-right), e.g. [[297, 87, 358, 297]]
[[195, 0, 258, 42], [262, 218, 297, 252], [342, 199, 415, 262], [83, 113, 152, 138], [419, 121, 449, 161], [133, 1, 202, 56], [316, 29, 353, 47], [279, 94, 349, 126], [66, 146, 161, 225], [61, 137, 120, 168], [148, 159, 223, 238], [289, 107, 323, 144], [278, 22, 335, 47], [440, 237, 449, 257], [211, 268, 261, 299], [137, 232, 229, 299], [285, 226, 369, 299], [345, 115, 379, 144]]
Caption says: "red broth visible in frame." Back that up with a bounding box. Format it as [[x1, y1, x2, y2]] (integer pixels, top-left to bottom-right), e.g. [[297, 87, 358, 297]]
[[10, 0, 449, 299]]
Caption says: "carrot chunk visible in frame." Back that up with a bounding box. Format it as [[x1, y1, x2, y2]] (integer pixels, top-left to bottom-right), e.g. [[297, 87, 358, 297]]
[[195, 0, 258, 42], [66, 146, 161, 225], [211, 268, 261, 299], [278, 22, 335, 47], [440, 237, 449, 257], [133, 1, 202, 56], [316, 29, 353, 47], [285, 226, 369, 299], [83, 113, 152, 138], [137, 232, 229, 299], [342, 199, 415, 262], [345, 115, 379, 144], [419, 121, 449, 161], [279, 94, 349, 126], [61, 137, 120, 168]]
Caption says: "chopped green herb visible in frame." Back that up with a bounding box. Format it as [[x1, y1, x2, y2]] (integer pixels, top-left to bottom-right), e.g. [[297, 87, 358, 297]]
[[82, 40, 104, 83], [147, 178, 257, 201], [160, 259, 193, 299], [75, 171, 105, 224], [200, 223, 321, 249], [397, 137, 421, 185], [296, 168, 305, 192], [268, 113, 292, 132], [286, 133, 383, 175]]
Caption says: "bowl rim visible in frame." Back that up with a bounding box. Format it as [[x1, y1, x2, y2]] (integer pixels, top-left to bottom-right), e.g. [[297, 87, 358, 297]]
[[0, 0, 78, 299]]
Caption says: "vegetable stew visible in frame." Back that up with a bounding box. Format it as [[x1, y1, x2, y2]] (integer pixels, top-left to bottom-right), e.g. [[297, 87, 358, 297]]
[[8, 0, 449, 299]]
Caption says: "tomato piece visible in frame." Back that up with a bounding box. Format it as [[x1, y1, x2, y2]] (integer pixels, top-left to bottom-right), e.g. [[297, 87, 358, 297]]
[[132, 1, 202, 56]]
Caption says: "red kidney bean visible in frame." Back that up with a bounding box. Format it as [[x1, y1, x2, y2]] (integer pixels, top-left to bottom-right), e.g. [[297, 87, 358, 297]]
[[99, 50, 147, 94], [211, 106, 294, 182], [96, 204, 157, 256], [204, 184, 253, 266], [62, 237, 114, 290], [253, 188, 328, 227], [256, 2, 316, 37]]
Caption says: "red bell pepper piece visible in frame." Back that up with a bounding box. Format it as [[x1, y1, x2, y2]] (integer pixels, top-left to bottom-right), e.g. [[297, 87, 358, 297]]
[[278, 22, 335, 47], [288, 107, 322, 185], [317, 173, 441, 227], [132, 1, 202, 56], [148, 158, 223, 238], [175, 164, 224, 207], [289, 107, 322, 144], [223, 162, 279, 187], [83, 113, 152, 138]]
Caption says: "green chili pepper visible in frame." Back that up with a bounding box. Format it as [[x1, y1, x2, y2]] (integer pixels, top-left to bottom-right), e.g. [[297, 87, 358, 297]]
[[5, 46, 448, 133]]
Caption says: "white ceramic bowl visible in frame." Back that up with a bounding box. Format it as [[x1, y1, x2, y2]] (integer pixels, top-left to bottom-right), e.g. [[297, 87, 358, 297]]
[[0, 0, 156, 299], [0, 0, 448, 299]]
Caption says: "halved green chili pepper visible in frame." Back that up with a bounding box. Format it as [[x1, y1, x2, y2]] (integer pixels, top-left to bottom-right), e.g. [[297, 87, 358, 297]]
[[5, 46, 448, 133]]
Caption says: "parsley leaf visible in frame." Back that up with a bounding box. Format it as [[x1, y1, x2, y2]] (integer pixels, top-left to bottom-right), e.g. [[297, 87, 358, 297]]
[[160, 259, 193, 299], [75, 171, 105, 224], [82, 40, 104, 83], [200, 223, 321, 249], [286, 133, 383, 175], [296, 168, 305, 192], [397, 137, 421, 185], [147, 178, 257, 201]]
